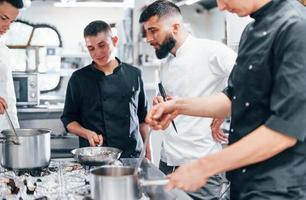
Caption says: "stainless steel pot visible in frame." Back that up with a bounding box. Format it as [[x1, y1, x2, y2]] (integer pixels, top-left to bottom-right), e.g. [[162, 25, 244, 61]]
[[71, 146, 122, 166], [0, 128, 51, 169], [90, 165, 169, 200]]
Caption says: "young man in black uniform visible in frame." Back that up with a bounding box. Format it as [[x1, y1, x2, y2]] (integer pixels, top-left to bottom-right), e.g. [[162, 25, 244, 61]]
[[145, 0, 306, 199], [61, 21, 151, 159]]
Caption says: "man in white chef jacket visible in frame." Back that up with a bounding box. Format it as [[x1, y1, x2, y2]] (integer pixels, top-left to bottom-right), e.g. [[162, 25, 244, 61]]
[[0, 0, 24, 131], [139, 1, 236, 199]]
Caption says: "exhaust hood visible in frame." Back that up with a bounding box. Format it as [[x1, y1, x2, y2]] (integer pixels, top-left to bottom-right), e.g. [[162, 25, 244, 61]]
[[53, 0, 134, 8], [175, 0, 217, 9]]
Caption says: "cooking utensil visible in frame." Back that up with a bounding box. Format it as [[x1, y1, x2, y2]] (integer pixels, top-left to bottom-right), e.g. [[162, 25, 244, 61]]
[[90, 165, 169, 200], [71, 146, 122, 166], [4, 109, 20, 145], [158, 82, 178, 133], [0, 128, 51, 169], [134, 128, 153, 176]]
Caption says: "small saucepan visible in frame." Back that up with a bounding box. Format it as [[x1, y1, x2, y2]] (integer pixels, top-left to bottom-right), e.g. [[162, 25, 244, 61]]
[[90, 165, 169, 200], [71, 146, 122, 166]]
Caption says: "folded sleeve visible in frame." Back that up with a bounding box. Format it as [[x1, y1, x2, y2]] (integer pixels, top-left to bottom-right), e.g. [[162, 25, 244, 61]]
[[265, 19, 306, 142]]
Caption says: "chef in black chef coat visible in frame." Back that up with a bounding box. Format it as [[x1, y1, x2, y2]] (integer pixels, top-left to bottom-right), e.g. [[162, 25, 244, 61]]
[[61, 20, 151, 159], [145, 0, 306, 199]]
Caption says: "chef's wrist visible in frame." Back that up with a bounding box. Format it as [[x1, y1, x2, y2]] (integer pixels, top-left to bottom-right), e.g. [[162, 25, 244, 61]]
[[173, 98, 182, 115], [198, 156, 218, 179]]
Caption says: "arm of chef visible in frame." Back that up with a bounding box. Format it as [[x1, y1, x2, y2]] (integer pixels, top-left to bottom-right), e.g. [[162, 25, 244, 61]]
[[60, 74, 103, 146], [137, 72, 152, 161], [0, 96, 8, 114], [209, 41, 237, 142], [160, 93, 299, 192]]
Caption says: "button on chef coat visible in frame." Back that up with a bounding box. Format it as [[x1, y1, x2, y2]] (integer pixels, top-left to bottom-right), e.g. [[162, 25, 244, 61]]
[[61, 58, 148, 158], [223, 0, 306, 195]]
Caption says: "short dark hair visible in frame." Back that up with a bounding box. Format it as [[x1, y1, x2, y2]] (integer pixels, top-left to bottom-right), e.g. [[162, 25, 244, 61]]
[[139, 0, 181, 23], [0, 0, 23, 9], [83, 20, 112, 37]]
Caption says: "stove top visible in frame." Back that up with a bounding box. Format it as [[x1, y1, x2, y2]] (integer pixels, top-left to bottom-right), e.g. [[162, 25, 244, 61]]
[[0, 159, 152, 200], [0, 159, 90, 200], [1, 158, 192, 200]]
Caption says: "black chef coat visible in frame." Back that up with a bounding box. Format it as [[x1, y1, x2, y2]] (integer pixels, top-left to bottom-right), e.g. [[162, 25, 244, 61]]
[[223, 0, 306, 199], [61, 58, 148, 158]]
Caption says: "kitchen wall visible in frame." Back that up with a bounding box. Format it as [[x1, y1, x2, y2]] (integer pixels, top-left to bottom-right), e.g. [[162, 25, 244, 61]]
[[19, 1, 126, 54], [180, 4, 225, 42], [226, 12, 252, 51]]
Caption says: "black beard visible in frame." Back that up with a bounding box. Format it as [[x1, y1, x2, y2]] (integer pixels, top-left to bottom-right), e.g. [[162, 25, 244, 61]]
[[155, 35, 176, 59]]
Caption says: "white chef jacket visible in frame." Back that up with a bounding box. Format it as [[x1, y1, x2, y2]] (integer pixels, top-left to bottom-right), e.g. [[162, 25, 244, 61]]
[[0, 40, 19, 132], [159, 35, 236, 166]]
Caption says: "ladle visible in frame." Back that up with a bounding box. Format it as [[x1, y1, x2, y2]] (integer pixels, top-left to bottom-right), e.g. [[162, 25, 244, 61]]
[[134, 128, 153, 175], [4, 109, 20, 145]]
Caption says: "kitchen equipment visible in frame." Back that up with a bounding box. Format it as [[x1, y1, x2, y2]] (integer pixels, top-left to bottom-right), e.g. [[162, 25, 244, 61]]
[[4, 109, 20, 145], [0, 158, 190, 200], [12, 72, 39, 107], [90, 165, 169, 200], [134, 128, 152, 175], [71, 146, 122, 166], [0, 128, 51, 169], [158, 82, 178, 133]]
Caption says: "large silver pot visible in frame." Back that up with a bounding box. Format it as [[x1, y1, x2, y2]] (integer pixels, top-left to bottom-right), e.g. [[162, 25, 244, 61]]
[[90, 165, 169, 200], [0, 128, 51, 169]]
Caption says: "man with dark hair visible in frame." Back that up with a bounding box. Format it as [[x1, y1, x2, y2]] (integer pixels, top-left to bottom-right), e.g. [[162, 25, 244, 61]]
[[0, 0, 23, 130], [83, 20, 111, 37], [139, 0, 182, 60], [61, 20, 151, 159], [146, 0, 306, 199], [0, 0, 23, 9], [139, 0, 236, 199]]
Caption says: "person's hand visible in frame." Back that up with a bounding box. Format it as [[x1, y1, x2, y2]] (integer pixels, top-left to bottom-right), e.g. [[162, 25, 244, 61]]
[[153, 96, 164, 105], [153, 95, 173, 105], [145, 99, 178, 130], [165, 159, 209, 192], [210, 118, 228, 143], [0, 96, 8, 114], [85, 130, 103, 146]]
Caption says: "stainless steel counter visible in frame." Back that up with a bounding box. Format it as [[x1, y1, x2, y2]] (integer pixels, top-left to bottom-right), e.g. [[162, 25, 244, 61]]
[[17, 105, 66, 136], [51, 134, 79, 158], [17, 105, 63, 113], [17, 105, 63, 120], [0, 158, 191, 200]]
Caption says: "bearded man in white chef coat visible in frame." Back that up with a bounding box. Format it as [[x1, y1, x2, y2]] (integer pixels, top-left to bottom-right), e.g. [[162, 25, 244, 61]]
[[139, 1, 236, 199], [0, 0, 23, 131]]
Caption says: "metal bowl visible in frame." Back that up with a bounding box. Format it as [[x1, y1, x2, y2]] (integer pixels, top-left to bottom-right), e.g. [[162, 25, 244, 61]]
[[71, 146, 122, 166]]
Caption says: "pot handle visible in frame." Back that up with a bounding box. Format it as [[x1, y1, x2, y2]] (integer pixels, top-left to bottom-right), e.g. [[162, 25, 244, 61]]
[[0, 136, 6, 143], [0, 137, 18, 145], [140, 179, 169, 187]]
